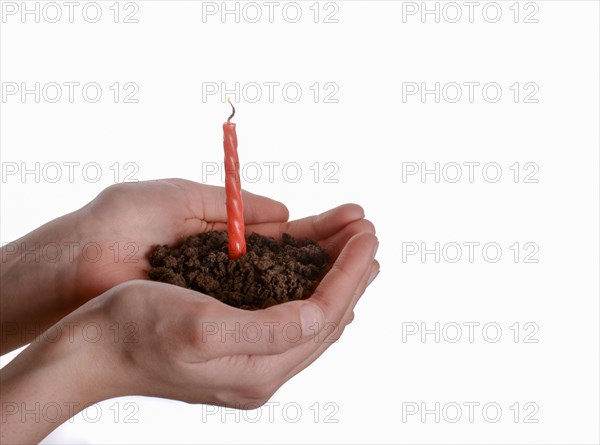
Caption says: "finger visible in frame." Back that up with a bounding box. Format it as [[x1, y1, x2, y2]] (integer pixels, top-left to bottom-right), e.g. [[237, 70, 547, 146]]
[[309, 232, 378, 325], [315, 258, 379, 353], [271, 244, 378, 381], [247, 204, 366, 242], [331, 258, 379, 341], [192, 301, 357, 405], [319, 218, 376, 258], [240, 189, 289, 224], [164, 179, 290, 225], [280, 257, 379, 382], [192, 298, 326, 359], [262, 256, 371, 382]]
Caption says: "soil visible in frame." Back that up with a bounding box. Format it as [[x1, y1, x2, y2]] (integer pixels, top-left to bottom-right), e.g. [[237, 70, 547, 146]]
[[148, 231, 330, 310]]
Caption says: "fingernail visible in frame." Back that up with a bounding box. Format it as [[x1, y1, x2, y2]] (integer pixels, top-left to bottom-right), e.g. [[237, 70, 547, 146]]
[[300, 303, 324, 337], [367, 269, 380, 286]]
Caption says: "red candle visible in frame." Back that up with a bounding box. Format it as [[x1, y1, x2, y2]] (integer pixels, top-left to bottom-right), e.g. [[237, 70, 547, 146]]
[[223, 100, 246, 259]]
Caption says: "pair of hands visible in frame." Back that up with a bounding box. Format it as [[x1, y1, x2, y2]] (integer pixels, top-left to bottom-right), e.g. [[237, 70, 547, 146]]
[[0, 179, 379, 443]]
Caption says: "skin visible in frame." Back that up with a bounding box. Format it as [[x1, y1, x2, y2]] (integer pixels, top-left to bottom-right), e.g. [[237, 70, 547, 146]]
[[0, 179, 379, 443]]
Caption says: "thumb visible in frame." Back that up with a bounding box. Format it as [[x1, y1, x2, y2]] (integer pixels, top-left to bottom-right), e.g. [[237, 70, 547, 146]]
[[192, 299, 325, 359]]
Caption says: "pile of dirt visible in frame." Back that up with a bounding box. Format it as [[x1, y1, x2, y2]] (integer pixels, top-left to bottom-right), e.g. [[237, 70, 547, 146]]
[[148, 231, 329, 310]]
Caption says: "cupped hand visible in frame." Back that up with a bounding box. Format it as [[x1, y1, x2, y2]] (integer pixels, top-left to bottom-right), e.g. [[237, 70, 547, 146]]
[[67, 179, 290, 302], [76, 225, 378, 408]]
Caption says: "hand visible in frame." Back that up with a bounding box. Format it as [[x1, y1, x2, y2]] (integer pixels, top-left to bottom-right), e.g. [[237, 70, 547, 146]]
[[68, 179, 292, 301], [1, 220, 378, 443]]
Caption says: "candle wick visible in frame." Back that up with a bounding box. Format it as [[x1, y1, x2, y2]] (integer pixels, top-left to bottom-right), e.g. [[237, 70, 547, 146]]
[[227, 98, 236, 123]]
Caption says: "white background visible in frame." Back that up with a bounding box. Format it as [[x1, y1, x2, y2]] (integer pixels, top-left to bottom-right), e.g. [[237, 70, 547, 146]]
[[1, 0, 599, 443]]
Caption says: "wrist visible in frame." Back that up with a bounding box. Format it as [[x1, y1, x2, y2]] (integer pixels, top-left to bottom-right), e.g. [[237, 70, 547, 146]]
[[0, 299, 117, 443], [1, 212, 84, 353]]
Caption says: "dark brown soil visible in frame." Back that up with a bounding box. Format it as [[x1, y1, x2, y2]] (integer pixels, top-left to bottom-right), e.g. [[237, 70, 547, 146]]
[[148, 231, 329, 310]]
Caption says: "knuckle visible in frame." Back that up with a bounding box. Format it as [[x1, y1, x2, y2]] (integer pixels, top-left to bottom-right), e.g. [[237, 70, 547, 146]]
[[358, 218, 376, 235], [99, 182, 128, 198], [239, 382, 278, 406], [188, 307, 222, 352]]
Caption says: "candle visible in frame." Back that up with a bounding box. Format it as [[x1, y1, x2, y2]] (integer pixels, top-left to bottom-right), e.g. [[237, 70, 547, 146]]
[[223, 99, 246, 259]]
